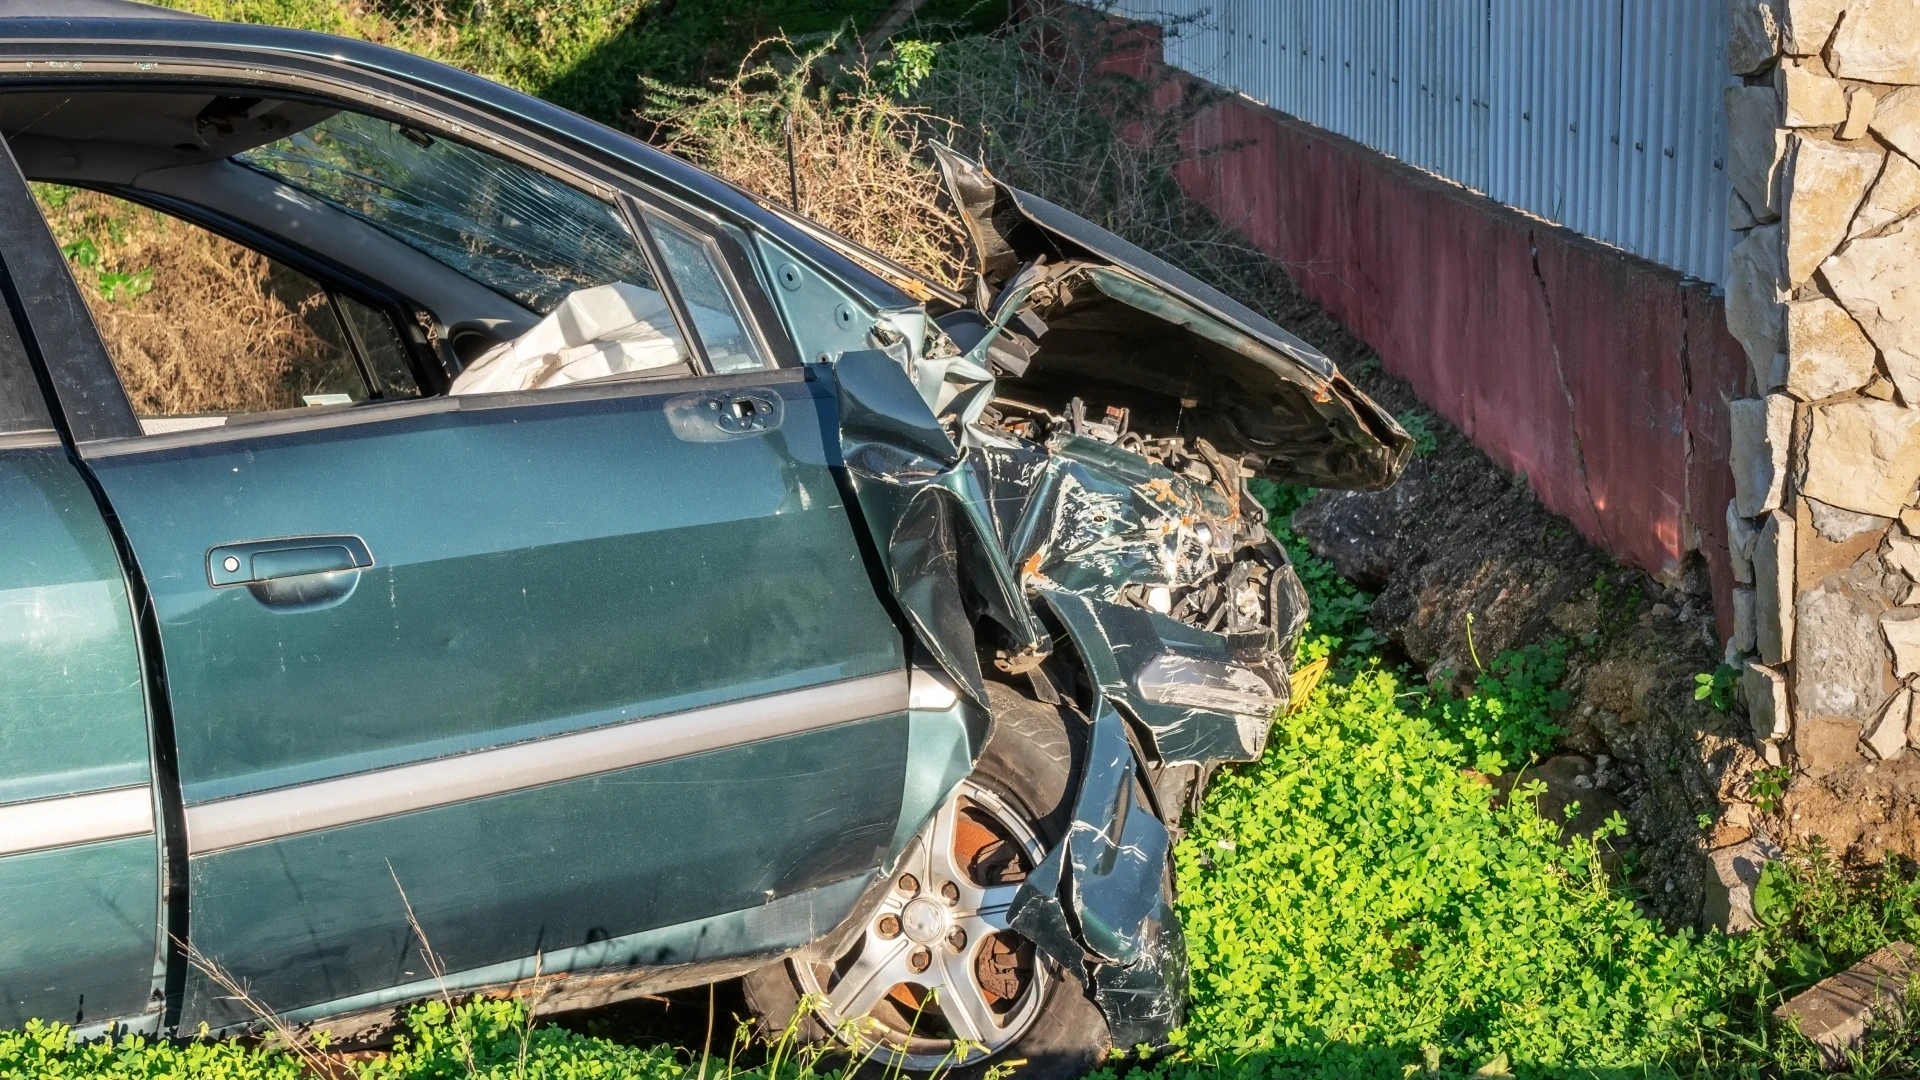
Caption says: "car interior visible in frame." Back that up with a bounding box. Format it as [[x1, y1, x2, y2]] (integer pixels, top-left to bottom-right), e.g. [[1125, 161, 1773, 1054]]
[[0, 88, 776, 435]]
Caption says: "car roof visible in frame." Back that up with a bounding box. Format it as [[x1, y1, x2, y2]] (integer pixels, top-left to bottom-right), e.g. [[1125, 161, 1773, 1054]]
[[0, 0, 202, 17]]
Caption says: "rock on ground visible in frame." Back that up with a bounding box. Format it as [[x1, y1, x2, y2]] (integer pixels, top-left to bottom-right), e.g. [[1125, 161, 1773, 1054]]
[[1290, 471, 1420, 590], [1774, 942, 1920, 1069], [1703, 834, 1783, 932]]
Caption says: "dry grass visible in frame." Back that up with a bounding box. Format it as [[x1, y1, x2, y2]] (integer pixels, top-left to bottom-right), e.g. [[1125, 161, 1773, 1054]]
[[642, 7, 1322, 335], [35, 186, 353, 417], [643, 40, 974, 290]]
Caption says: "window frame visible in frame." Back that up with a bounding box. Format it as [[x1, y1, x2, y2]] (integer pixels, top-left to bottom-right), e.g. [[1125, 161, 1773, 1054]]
[[0, 62, 803, 453], [620, 192, 789, 378]]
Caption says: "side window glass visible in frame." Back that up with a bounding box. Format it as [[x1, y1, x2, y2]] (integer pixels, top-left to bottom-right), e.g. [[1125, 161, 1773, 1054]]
[[237, 112, 654, 315], [34, 185, 378, 431], [645, 211, 768, 375], [235, 110, 771, 390], [336, 294, 420, 399]]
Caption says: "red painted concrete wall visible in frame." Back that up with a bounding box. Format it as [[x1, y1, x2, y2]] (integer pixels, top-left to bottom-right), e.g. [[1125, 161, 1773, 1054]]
[[1100, 21, 1746, 635]]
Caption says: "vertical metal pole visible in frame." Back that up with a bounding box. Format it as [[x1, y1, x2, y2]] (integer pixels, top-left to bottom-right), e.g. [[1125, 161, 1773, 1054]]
[[784, 112, 801, 212]]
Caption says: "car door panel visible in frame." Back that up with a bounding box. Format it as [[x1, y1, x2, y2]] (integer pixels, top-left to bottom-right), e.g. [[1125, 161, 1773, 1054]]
[[0, 449, 161, 1030], [77, 373, 910, 1023], [185, 714, 904, 1023], [84, 376, 899, 802]]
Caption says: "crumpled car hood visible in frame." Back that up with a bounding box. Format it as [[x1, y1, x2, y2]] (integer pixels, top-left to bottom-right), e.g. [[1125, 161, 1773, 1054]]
[[930, 144, 1410, 490]]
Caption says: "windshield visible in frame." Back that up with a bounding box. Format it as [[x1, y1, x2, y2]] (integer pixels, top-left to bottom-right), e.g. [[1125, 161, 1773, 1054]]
[[236, 111, 655, 313]]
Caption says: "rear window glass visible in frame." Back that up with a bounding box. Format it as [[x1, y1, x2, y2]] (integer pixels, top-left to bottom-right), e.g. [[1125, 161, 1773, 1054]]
[[235, 111, 654, 313]]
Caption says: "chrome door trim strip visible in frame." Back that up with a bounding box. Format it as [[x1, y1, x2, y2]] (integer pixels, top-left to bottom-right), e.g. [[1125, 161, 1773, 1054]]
[[186, 670, 910, 855], [0, 786, 155, 857]]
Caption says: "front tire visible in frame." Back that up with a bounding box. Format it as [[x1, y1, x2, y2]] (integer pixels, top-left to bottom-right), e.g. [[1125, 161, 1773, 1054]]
[[743, 681, 1113, 1080]]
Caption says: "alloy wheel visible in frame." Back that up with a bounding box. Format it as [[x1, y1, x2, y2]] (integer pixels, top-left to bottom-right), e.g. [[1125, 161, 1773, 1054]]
[[794, 779, 1049, 1069]]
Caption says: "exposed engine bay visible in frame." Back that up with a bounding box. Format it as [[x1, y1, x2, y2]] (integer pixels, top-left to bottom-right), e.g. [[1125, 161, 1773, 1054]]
[[834, 145, 1404, 773], [969, 395, 1306, 722]]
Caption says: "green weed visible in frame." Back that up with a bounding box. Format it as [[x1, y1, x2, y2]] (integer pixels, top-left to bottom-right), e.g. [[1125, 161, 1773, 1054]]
[[1248, 478, 1380, 666], [1162, 660, 1713, 1076], [1693, 665, 1739, 712], [1395, 408, 1438, 458], [1423, 639, 1571, 775], [1748, 766, 1792, 816]]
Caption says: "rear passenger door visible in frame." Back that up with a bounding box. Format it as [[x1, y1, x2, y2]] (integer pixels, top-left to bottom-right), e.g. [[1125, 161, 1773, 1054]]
[[0, 233, 159, 1030], [4, 124, 910, 1028]]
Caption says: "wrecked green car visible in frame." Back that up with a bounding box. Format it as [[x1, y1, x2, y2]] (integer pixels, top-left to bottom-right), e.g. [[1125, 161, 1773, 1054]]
[[0, 2, 1407, 1074]]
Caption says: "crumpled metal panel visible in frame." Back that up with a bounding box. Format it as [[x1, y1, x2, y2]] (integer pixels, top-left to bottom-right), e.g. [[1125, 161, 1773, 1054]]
[[1007, 697, 1188, 1045], [1040, 588, 1296, 765], [929, 145, 1410, 490], [833, 350, 1049, 704]]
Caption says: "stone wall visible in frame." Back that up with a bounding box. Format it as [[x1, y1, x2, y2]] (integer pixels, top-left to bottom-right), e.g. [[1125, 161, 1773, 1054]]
[[1726, 0, 1920, 837]]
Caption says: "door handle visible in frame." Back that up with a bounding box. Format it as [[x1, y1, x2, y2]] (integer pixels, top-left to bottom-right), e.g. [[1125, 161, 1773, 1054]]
[[208, 535, 373, 587], [664, 389, 784, 442]]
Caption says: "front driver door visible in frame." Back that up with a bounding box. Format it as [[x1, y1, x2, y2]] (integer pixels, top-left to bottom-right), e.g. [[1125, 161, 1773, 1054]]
[[8, 125, 909, 1026]]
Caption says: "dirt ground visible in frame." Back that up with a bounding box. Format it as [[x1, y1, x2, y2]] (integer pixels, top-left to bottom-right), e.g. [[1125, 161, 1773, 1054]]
[[1275, 308, 1768, 930]]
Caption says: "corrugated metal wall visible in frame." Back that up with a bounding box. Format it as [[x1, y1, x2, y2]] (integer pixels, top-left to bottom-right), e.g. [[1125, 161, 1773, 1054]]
[[1113, 0, 1732, 284]]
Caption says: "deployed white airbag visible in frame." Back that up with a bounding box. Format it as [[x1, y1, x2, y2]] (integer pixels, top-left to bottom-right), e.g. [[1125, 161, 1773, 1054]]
[[449, 281, 687, 395]]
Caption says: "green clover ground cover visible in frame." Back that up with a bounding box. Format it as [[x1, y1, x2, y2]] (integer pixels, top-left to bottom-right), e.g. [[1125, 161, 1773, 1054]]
[[1132, 485, 1920, 1078], [1143, 483, 1713, 1077], [1164, 668, 1706, 1075]]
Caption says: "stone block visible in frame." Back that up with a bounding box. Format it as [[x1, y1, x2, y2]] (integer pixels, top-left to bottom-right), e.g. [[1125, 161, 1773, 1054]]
[[1840, 87, 1877, 141], [1727, 86, 1788, 221], [1885, 608, 1920, 677], [1774, 943, 1920, 1069], [1731, 395, 1795, 517], [1823, 218, 1919, 405], [1729, 223, 1789, 373], [1780, 0, 1845, 54], [1732, 190, 1760, 231], [1784, 297, 1877, 400], [1731, 502, 1760, 584], [1852, 150, 1920, 238], [1703, 835, 1783, 933], [1777, 60, 1849, 127], [1808, 497, 1891, 542], [1903, 508, 1920, 535], [1796, 579, 1887, 721], [1827, 0, 1920, 83], [1731, 0, 1783, 74], [1887, 532, 1920, 579], [1745, 660, 1793, 740], [1756, 510, 1796, 665], [1785, 137, 1884, 287], [1803, 399, 1920, 518], [1864, 685, 1912, 760], [1870, 86, 1920, 165], [1733, 585, 1759, 654]]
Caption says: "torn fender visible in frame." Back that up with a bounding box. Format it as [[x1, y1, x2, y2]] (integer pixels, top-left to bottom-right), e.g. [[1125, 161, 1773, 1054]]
[[832, 350, 1047, 705], [1006, 696, 1188, 1048]]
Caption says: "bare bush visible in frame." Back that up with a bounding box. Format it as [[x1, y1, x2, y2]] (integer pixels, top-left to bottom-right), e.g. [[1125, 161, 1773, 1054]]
[[642, 38, 974, 289], [641, 7, 1319, 330], [910, 9, 1318, 321], [35, 186, 350, 416]]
